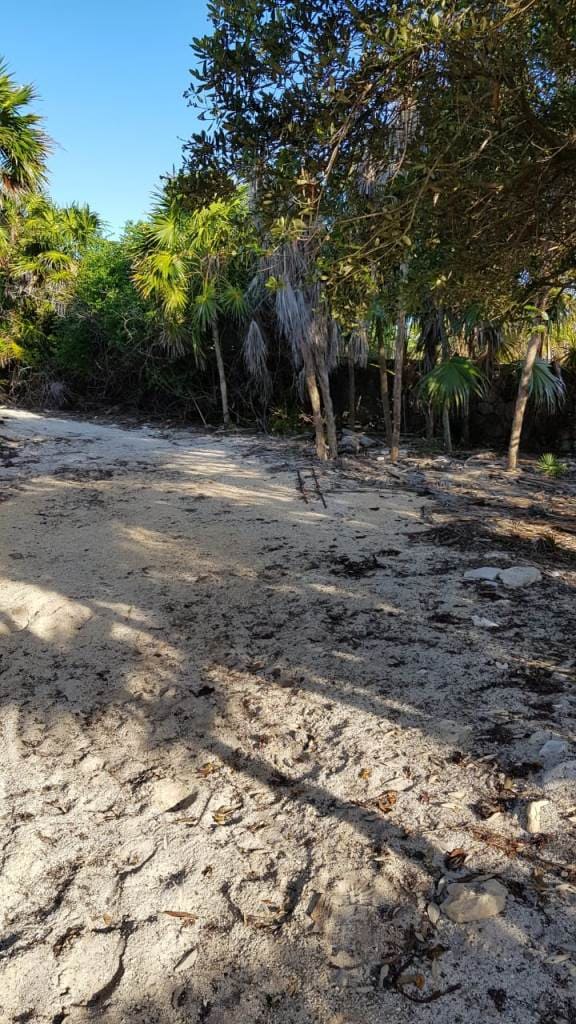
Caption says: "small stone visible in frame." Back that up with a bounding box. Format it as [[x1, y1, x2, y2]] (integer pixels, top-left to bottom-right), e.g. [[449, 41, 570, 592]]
[[464, 567, 502, 581], [472, 616, 500, 629], [499, 566, 542, 588], [427, 902, 441, 925], [539, 739, 570, 763], [526, 799, 552, 834], [116, 838, 156, 873], [442, 879, 507, 923], [150, 779, 196, 813], [59, 932, 124, 1004], [80, 755, 106, 775], [329, 950, 358, 969]]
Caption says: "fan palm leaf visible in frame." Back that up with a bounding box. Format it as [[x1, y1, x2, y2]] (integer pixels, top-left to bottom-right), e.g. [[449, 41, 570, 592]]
[[0, 60, 49, 194], [419, 356, 487, 412], [527, 359, 566, 412]]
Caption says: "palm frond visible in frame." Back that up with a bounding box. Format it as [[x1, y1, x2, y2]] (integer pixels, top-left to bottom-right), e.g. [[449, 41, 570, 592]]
[[193, 281, 219, 330], [349, 324, 369, 368], [527, 359, 566, 412], [220, 283, 249, 322], [243, 319, 272, 399], [419, 356, 487, 411]]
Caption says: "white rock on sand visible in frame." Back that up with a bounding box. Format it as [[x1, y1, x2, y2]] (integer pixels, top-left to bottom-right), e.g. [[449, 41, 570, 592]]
[[59, 931, 124, 1005], [525, 799, 553, 834], [464, 567, 502, 581], [463, 565, 542, 587], [499, 566, 542, 588], [149, 779, 196, 812], [442, 879, 507, 923]]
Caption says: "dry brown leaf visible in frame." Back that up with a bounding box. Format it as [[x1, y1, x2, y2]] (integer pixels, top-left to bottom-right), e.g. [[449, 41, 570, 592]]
[[162, 910, 198, 925], [212, 805, 236, 825], [359, 768, 372, 780], [197, 762, 219, 778], [375, 790, 398, 814], [243, 910, 281, 929], [444, 847, 467, 871], [397, 973, 425, 990]]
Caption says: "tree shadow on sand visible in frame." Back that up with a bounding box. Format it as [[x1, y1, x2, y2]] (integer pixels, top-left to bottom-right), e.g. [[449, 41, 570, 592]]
[[0, 428, 575, 1024]]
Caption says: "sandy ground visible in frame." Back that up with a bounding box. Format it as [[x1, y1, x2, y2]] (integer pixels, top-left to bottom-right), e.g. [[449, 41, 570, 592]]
[[0, 407, 575, 1024]]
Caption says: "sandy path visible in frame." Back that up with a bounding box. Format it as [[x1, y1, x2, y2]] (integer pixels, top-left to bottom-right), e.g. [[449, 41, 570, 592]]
[[0, 408, 574, 1024]]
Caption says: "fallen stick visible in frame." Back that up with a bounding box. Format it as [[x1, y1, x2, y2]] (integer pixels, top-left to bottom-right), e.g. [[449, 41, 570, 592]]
[[310, 465, 327, 508], [296, 470, 309, 503]]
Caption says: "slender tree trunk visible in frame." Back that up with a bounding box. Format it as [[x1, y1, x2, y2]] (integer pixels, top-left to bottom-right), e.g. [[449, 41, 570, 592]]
[[348, 348, 356, 430], [461, 405, 470, 447], [377, 321, 393, 448], [390, 308, 406, 463], [507, 328, 541, 471], [211, 319, 230, 428], [508, 296, 548, 471], [442, 404, 452, 453], [317, 361, 338, 458], [303, 349, 327, 460], [425, 406, 435, 441]]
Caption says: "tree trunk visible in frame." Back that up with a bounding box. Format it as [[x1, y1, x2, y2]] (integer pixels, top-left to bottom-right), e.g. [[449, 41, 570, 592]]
[[317, 361, 338, 458], [211, 319, 230, 428], [303, 349, 327, 460], [425, 406, 435, 441], [461, 406, 470, 447], [508, 297, 548, 471], [390, 308, 406, 463], [442, 404, 452, 453], [348, 348, 356, 430], [377, 321, 393, 448]]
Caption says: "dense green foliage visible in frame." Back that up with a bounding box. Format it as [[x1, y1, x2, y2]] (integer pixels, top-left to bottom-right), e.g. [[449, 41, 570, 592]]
[[1, 3, 576, 464]]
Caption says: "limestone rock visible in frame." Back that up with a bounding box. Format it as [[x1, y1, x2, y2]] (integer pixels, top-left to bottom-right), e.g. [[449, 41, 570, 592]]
[[59, 931, 124, 1005], [526, 799, 552, 834], [150, 779, 196, 813], [464, 567, 502, 581], [115, 837, 156, 874], [442, 879, 507, 923], [499, 566, 541, 588]]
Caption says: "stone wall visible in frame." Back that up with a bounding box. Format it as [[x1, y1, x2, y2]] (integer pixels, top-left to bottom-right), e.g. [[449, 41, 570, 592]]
[[331, 364, 576, 452]]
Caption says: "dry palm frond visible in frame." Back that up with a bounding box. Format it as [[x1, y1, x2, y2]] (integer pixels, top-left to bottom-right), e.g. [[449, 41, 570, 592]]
[[275, 278, 310, 362], [349, 323, 369, 367], [243, 319, 272, 399]]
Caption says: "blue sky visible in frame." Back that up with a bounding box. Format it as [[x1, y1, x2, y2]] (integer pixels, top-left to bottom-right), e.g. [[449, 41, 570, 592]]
[[2, 1, 209, 235]]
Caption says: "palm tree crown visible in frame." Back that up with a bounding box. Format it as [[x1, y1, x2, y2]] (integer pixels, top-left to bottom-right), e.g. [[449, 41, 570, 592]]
[[0, 60, 49, 196]]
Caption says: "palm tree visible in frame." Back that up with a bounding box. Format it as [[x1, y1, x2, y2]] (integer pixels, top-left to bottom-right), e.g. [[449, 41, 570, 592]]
[[507, 299, 552, 472], [8, 195, 102, 305], [419, 356, 487, 454], [132, 190, 253, 427], [0, 60, 48, 196]]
